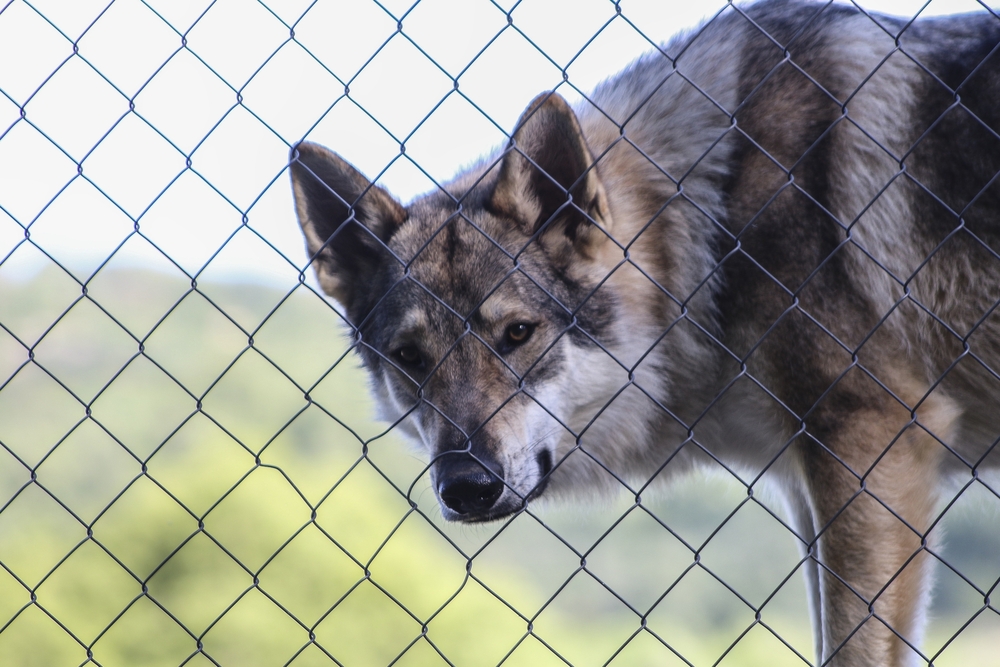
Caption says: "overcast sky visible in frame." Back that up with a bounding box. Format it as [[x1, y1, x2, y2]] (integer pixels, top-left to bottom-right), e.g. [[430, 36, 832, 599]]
[[0, 0, 994, 286]]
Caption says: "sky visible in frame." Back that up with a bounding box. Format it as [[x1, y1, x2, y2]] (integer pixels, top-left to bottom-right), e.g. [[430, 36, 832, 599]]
[[0, 0, 994, 287]]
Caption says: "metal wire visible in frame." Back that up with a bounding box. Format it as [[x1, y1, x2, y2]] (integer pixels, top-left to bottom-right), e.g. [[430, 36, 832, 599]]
[[0, 1, 998, 666]]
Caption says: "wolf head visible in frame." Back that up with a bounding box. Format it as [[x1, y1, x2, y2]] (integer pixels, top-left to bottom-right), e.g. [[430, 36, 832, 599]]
[[290, 94, 635, 522]]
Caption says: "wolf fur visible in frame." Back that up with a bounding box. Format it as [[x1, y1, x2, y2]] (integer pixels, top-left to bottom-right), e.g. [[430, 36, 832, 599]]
[[289, 1, 1000, 665]]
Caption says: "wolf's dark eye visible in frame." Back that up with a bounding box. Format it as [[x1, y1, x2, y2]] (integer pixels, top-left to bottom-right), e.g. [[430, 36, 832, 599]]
[[504, 322, 535, 348], [392, 345, 424, 369]]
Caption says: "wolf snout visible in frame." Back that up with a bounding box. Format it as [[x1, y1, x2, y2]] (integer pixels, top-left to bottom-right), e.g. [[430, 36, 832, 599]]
[[435, 456, 505, 518]]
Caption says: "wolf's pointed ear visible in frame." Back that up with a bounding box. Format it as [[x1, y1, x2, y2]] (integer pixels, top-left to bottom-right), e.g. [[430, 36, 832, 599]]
[[489, 93, 611, 260], [290, 142, 406, 309]]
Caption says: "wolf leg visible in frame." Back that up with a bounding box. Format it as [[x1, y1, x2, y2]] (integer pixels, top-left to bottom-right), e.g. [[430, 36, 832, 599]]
[[784, 485, 825, 664], [803, 388, 955, 667]]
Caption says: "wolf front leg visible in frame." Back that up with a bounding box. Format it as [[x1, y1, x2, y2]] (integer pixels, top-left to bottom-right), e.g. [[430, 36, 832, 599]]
[[784, 485, 825, 664], [801, 383, 956, 667]]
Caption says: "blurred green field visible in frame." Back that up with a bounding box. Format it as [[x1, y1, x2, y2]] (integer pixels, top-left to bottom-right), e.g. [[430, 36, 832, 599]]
[[0, 268, 997, 667]]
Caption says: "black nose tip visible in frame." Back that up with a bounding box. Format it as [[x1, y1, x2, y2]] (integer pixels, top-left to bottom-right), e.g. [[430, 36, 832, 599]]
[[437, 463, 504, 516]]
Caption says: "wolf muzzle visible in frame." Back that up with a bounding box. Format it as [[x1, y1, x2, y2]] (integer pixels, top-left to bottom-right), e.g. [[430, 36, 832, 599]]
[[434, 454, 505, 519]]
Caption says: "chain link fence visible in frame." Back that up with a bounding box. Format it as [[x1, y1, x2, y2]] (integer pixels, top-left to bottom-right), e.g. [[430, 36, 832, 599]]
[[0, 0, 998, 666]]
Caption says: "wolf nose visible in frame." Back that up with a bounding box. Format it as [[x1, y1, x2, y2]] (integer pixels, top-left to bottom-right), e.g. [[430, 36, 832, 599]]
[[437, 461, 505, 516]]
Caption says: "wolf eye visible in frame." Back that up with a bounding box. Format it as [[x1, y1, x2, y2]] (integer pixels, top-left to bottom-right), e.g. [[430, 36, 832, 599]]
[[504, 322, 535, 348], [392, 345, 424, 369]]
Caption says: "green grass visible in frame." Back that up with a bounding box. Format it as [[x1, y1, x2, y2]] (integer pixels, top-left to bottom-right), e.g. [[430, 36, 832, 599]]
[[0, 267, 996, 666]]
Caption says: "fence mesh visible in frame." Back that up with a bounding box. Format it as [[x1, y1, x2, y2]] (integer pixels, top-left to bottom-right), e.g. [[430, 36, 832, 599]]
[[0, 0, 999, 666]]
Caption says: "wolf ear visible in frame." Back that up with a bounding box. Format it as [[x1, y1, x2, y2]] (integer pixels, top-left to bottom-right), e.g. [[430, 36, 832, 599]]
[[289, 142, 406, 309], [490, 93, 611, 259]]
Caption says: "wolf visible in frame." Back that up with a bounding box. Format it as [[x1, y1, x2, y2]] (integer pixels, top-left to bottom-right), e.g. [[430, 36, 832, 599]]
[[289, 1, 1000, 664]]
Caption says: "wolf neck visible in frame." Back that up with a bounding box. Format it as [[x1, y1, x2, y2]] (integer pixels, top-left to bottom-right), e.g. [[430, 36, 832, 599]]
[[543, 21, 748, 481], [578, 24, 742, 382]]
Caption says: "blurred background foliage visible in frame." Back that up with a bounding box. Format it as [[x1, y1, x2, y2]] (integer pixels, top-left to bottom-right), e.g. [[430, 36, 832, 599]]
[[0, 268, 997, 667]]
